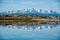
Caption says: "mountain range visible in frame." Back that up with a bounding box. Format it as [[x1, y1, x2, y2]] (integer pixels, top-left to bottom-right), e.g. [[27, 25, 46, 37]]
[[0, 8, 60, 16]]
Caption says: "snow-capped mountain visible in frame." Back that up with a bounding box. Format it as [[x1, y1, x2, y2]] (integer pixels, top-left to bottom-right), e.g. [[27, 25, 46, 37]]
[[0, 8, 60, 16]]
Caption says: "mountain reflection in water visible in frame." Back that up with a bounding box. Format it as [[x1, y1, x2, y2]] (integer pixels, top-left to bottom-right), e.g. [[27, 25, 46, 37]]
[[0, 24, 58, 30], [0, 23, 60, 40]]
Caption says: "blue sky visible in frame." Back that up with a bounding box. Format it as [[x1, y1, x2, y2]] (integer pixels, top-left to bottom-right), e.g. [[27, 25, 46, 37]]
[[0, 0, 60, 13]]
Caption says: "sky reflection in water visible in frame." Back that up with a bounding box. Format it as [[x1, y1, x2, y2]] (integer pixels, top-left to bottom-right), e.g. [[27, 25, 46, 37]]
[[0, 24, 60, 40]]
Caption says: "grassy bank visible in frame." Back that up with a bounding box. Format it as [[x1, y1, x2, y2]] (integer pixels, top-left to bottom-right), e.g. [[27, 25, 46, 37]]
[[0, 16, 60, 25]]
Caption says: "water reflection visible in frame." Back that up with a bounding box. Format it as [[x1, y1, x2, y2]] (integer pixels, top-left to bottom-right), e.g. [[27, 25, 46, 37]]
[[0, 23, 60, 40], [0, 23, 59, 31]]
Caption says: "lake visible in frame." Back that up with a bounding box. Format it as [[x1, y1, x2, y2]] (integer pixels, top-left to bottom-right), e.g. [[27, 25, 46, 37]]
[[0, 24, 60, 40]]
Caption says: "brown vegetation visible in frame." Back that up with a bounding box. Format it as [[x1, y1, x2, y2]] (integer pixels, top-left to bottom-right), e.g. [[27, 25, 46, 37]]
[[0, 16, 60, 25]]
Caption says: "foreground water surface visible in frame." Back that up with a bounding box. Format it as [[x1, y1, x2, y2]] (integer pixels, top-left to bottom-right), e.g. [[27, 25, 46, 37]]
[[0, 24, 60, 40]]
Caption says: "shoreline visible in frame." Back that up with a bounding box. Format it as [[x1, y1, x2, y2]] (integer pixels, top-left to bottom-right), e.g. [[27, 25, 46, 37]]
[[0, 16, 60, 25]]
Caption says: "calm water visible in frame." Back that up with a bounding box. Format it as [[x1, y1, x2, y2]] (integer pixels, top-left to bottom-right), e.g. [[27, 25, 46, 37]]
[[0, 24, 60, 40]]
